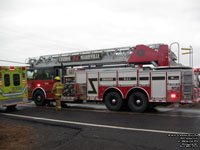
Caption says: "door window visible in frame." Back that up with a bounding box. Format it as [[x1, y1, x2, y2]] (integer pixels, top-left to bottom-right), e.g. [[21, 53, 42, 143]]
[[13, 74, 20, 86], [4, 74, 10, 86]]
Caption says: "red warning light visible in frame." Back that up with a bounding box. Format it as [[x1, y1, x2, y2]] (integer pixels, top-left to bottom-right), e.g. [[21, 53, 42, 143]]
[[22, 72, 25, 78], [22, 67, 26, 70], [9, 66, 15, 71], [194, 68, 200, 72], [170, 93, 177, 99], [37, 84, 41, 87]]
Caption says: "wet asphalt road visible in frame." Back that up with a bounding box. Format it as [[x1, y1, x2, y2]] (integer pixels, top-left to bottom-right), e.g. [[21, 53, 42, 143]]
[[0, 102, 200, 150]]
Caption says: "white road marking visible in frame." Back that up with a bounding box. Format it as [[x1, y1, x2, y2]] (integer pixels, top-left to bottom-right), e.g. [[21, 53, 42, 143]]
[[2, 113, 192, 135]]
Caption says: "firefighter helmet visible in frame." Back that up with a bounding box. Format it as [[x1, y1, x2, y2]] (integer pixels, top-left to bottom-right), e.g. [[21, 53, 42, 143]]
[[55, 76, 61, 81]]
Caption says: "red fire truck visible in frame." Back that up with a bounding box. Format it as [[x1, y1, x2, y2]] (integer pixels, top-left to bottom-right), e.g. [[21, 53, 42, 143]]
[[27, 44, 199, 112]]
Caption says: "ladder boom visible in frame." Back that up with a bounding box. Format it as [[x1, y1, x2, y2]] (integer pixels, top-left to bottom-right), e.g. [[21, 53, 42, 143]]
[[28, 43, 178, 68]]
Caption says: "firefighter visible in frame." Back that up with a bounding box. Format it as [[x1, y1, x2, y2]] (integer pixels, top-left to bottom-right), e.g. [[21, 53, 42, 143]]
[[52, 76, 64, 110]]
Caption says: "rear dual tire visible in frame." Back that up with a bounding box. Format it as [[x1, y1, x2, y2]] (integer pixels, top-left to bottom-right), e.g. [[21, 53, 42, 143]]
[[104, 92, 122, 111], [104, 91, 148, 112], [128, 92, 148, 112]]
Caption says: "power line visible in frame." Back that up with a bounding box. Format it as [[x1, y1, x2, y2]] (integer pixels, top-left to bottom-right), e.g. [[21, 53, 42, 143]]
[[0, 59, 28, 65]]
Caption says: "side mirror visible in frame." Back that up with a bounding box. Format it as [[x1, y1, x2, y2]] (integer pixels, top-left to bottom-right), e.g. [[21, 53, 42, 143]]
[[52, 75, 54, 81]]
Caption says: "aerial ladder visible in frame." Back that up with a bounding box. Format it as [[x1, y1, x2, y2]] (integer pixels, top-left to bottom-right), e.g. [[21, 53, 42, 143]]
[[27, 43, 178, 69]]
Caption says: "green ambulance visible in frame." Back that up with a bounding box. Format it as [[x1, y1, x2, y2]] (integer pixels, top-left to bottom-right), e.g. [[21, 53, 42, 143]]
[[0, 66, 29, 108]]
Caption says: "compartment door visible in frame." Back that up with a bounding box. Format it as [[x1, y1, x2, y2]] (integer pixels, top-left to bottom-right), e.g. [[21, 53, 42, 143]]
[[151, 72, 166, 100], [87, 72, 98, 98]]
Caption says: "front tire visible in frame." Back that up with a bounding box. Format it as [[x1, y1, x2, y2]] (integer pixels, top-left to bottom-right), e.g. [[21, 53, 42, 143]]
[[104, 92, 122, 111], [128, 92, 148, 112], [33, 90, 46, 106]]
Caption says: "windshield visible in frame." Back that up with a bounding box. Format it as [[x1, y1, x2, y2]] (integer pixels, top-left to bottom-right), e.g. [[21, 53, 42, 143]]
[[27, 69, 34, 80], [27, 68, 55, 80]]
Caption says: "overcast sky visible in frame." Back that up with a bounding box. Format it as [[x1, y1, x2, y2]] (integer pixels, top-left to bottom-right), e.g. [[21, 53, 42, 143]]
[[0, 0, 200, 67]]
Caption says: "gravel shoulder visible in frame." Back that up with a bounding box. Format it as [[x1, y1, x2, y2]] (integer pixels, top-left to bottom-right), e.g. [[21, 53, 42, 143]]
[[0, 121, 37, 150]]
